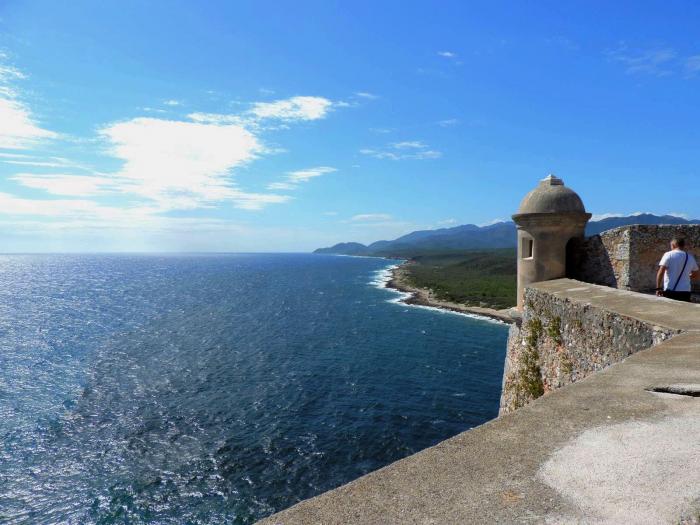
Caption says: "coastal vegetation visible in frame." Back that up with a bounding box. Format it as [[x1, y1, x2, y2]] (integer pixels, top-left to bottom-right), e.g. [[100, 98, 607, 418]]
[[401, 249, 517, 309]]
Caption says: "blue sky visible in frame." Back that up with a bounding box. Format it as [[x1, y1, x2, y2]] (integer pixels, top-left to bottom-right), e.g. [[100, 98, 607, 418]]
[[0, 1, 698, 252]]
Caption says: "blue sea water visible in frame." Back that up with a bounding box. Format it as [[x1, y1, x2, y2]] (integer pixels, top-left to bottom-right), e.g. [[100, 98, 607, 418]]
[[0, 253, 508, 524]]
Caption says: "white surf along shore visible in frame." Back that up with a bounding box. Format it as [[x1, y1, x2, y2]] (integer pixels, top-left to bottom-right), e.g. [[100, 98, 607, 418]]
[[370, 261, 515, 325]]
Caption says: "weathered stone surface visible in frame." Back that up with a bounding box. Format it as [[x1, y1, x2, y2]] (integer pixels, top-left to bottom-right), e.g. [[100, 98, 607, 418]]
[[515, 174, 586, 215], [499, 285, 678, 414], [628, 224, 700, 291], [566, 227, 627, 287], [569, 224, 700, 293]]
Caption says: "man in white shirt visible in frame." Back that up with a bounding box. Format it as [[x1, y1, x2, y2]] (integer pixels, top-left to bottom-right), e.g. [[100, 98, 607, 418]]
[[656, 237, 699, 302]]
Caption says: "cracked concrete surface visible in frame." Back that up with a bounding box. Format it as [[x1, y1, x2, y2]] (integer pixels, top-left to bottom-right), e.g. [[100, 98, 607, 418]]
[[539, 410, 700, 525]]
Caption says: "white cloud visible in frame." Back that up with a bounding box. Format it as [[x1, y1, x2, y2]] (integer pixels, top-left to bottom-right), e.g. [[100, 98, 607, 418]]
[[0, 97, 59, 149], [4, 159, 58, 166], [351, 213, 392, 222], [0, 58, 59, 149], [0, 152, 31, 158], [606, 45, 677, 76], [186, 112, 243, 124], [92, 116, 297, 211], [1, 154, 93, 172], [0, 66, 24, 81], [11, 173, 117, 196], [187, 95, 336, 128], [0, 191, 157, 221], [227, 191, 291, 210], [141, 107, 167, 114], [392, 141, 425, 149], [267, 166, 336, 191], [5, 159, 74, 168], [369, 127, 393, 134], [437, 118, 459, 127], [287, 166, 336, 183], [478, 218, 507, 226], [437, 51, 457, 58], [266, 182, 296, 191], [1, 85, 339, 235], [163, 99, 181, 106], [4, 114, 289, 211], [10, 113, 333, 212], [437, 218, 458, 225], [360, 140, 442, 161], [249, 96, 333, 121], [355, 91, 379, 100], [0, 192, 279, 242]]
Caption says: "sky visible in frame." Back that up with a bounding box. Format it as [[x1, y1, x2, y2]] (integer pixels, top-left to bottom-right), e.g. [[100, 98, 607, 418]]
[[0, 1, 699, 252]]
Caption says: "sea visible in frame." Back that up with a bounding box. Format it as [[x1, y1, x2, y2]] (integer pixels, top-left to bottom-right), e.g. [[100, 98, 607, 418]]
[[0, 253, 509, 524]]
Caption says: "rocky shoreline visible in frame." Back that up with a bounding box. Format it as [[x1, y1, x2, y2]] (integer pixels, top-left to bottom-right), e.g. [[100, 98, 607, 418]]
[[387, 261, 517, 324]]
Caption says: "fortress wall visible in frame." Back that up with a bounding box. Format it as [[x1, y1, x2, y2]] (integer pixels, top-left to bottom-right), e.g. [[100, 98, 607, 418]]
[[568, 224, 700, 292], [566, 227, 628, 287], [499, 285, 677, 415], [626, 224, 700, 292]]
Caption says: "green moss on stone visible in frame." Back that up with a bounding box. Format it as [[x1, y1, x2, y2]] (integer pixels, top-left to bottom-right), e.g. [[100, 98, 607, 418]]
[[518, 345, 544, 399], [560, 353, 573, 376], [547, 316, 562, 345], [514, 317, 545, 404], [525, 317, 543, 347]]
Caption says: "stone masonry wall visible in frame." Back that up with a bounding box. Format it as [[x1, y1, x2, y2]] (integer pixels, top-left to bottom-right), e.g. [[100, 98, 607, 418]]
[[568, 224, 700, 293], [499, 286, 678, 415], [567, 227, 628, 287], [627, 225, 700, 292]]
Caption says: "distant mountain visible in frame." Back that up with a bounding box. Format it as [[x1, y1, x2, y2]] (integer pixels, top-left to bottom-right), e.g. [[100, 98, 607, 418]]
[[313, 242, 368, 255], [314, 214, 700, 256], [584, 214, 698, 236]]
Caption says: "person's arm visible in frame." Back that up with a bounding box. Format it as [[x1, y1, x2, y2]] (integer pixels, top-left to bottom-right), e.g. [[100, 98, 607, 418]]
[[656, 265, 666, 296], [691, 258, 699, 281]]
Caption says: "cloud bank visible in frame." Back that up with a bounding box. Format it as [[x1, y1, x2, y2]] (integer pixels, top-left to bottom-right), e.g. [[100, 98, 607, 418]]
[[0, 58, 339, 233]]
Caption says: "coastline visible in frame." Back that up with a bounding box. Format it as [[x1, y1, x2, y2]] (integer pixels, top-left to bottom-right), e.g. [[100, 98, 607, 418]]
[[386, 260, 517, 324]]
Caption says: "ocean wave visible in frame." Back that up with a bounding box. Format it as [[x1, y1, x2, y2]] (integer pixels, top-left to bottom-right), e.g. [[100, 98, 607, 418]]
[[369, 264, 403, 289], [399, 301, 506, 324]]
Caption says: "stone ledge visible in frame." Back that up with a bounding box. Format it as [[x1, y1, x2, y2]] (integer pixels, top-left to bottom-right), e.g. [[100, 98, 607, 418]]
[[530, 278, 700, 332]]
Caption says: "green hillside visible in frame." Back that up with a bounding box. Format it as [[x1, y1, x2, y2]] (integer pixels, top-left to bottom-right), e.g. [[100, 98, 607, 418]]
[[403, 249, 517, 309]]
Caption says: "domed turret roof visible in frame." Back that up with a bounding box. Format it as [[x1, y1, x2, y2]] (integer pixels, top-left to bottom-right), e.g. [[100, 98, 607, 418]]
[[517, 175, 586, 215]]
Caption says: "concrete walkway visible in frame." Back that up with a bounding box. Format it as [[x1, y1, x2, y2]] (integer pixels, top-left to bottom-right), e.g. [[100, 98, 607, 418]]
[[259, 279, 700, 524]]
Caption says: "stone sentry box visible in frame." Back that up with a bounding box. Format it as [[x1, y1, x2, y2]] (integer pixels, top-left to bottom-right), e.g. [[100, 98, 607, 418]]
[[503, 176, 698, 414], [512, 175, 591, 309]]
